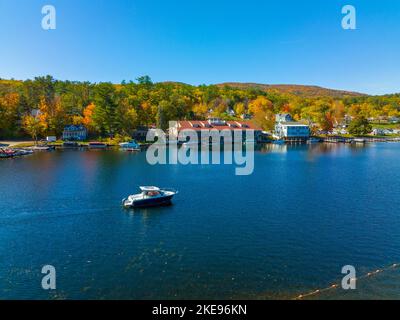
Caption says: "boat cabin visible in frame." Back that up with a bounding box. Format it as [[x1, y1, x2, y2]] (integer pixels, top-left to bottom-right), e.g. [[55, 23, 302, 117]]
[[140, 186, 162, 197]]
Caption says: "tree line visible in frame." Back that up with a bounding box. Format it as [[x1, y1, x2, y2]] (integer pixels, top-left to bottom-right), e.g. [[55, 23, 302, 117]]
[[1, 75, 400, 140]]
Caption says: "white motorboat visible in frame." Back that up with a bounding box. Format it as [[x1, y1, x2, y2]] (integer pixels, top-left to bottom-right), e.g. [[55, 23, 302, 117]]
[[354, 138, 366, 144], [119, 140, 141, 151], [308, 137, 321, 144], [122, 186, 178, 208]]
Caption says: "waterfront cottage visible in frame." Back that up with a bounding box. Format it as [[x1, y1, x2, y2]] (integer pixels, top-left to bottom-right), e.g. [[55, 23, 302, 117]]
[[62, 125, 87, 141], [274, 114, 310, 141], [275, 113, 294, 123], [389, 116, 400, 124], [372, 128, 385, 136], [132, 126, 157, 141]]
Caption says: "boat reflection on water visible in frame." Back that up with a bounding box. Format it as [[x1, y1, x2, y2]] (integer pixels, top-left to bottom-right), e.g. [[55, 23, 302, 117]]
[[258, 143, 288, 154]]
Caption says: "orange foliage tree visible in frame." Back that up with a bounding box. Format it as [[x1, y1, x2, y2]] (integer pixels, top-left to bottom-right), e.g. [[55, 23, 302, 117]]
[[0, 92, 20, 137], [82, 103, 96, 132]]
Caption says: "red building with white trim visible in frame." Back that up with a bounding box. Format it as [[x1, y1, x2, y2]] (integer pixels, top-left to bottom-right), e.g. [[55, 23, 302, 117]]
[[171, 118, 263, 142]]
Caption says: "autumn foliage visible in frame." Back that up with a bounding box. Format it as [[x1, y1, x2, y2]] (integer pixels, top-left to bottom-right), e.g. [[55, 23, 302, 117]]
[[0, 76, 400, 140]]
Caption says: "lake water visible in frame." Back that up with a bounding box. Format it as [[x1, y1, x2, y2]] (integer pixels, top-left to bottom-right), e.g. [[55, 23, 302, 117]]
[[1, 143, 400, 300]]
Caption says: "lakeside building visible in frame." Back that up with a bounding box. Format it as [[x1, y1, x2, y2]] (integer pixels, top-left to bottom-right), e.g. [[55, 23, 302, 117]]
[[171, 118, 263, 142], [31, 109, 42, 117], [372, 128, 400, 136], [332, 128, 349, 135], [62, 125, 87, 141], [132, 126, 157, 141], [275, 113, 294, 123], [389, 116, 400, 124], [274, 113, 310, 141]]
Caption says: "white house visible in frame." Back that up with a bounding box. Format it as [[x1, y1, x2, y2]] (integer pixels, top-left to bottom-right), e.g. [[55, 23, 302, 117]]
[[241, 114, 252, 120], [372, 128, 385, 136], [389, 116, 400, 124], [274, 114, 310, 140], [275, 113, 293, 123]]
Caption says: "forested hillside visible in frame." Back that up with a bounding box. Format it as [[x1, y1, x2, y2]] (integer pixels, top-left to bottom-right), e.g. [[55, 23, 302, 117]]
[[1, 76, 399, 139], [217, 83, 366, 98]]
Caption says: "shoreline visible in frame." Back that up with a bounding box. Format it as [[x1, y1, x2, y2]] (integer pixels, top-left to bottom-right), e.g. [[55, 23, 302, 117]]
[[2, 135, 400, 147], [2, 137, 400, 150]]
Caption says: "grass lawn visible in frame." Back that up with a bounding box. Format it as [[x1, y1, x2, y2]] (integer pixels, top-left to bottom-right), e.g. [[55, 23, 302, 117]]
[[0, 141, 35, 148], [371, 123, 400, 129]]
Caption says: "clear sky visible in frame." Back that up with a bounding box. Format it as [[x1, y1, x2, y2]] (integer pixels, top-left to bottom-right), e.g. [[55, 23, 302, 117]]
[[0, 0, 399, 95]]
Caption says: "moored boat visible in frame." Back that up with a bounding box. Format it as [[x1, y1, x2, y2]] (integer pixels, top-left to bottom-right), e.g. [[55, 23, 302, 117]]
[[29, 145, 53, 151], [0, 148, 33, 158], [122, 186, 178, 208], [14, 149, 34, 156], [88, 142, 108, 149], [119, 140, 141, 152], [354, 138, 366, 144], [63, 141, 80, 148], [308, 137, 321, 144], [0, 148, 16, 158]]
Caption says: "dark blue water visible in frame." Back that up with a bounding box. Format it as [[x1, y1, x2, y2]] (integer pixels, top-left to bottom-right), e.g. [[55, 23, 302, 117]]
[[1, 143, 400, 300]]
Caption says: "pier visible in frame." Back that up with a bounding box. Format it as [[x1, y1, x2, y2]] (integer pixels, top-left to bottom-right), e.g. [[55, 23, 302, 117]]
[[321, 136, 400, 144]]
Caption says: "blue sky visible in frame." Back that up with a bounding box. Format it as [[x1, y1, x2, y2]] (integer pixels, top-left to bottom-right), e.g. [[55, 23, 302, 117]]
[[0, 0, 399, 94]]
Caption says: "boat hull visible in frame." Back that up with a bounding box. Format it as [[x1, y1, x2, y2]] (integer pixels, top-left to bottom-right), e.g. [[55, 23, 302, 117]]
[[120, 148, 141, 152], [124, 194, 174, 208]]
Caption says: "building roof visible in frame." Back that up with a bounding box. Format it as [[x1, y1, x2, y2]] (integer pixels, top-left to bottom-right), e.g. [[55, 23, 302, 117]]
[[176, 120, 262, 131], [63, 125, 87, 131], [140, 186, 160, 192]]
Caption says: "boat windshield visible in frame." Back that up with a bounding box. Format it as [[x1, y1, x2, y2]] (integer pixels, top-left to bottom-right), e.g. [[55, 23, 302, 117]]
[[145, 191, 161, 197]]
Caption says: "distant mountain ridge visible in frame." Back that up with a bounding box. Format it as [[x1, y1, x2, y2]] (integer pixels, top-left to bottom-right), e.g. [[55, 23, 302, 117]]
[[216, 83, 367, 98], [1, 78, 367, 97]]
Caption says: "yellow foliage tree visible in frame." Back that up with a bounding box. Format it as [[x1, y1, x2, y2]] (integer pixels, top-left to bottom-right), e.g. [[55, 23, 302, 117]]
[[0, 92, 20, 137], [192, 103, 208, 118], [233, 102, 246, 116], [22, 115, 46, 144], [248, 96, 274, 130], [72, 116, 84, 125], [37, 96, 49, 133], [248, 96, 273, 113]]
